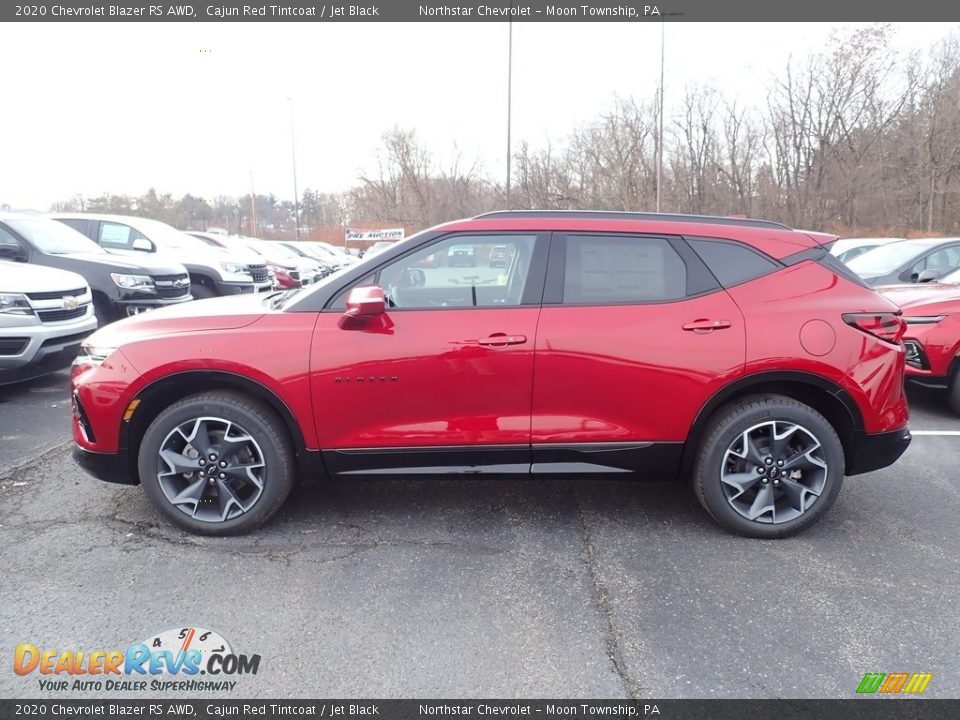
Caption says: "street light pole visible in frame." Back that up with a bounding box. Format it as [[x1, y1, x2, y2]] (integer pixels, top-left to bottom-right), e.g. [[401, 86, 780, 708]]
[[506, 19, 513, 210], [656, 22, 665, 214], [286, 96, 301, 241]]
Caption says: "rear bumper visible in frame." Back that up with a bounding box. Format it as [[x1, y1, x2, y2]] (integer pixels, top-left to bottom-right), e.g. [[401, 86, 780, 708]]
[[847, 427, 912, 476], [72, 444, 135, 485]]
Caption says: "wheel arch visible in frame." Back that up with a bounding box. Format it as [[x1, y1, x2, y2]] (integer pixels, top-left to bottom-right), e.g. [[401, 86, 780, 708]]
[[681, 371, 864, 479], [121, 370, 324, 484]]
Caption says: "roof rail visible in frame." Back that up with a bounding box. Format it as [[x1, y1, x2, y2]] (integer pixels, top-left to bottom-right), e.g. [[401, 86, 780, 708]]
[[474, 209, 792, 230]]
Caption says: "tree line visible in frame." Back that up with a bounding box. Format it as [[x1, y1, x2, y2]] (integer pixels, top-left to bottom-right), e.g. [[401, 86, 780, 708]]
[[49, 24, 960, 238]]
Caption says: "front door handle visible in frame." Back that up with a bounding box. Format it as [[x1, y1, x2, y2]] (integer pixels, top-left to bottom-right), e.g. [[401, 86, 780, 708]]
[[682, 319, 731, 332], [477, 333, 527, 347]]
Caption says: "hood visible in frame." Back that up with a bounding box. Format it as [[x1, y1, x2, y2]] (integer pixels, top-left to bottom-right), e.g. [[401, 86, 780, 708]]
[[60, 251, 188, 275], [86, 292, 275, 348], [879, 282, 960, 311], [0, 260, 89, 293]]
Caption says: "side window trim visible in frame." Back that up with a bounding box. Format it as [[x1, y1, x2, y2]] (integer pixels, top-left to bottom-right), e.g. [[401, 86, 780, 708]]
[[324, 231, 551, 311], [543, 232, 720, 307]]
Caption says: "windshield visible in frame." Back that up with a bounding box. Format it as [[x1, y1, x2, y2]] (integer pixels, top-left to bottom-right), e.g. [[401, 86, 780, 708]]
[[248, 239, 301, 261], [133, 219, 215, 253], [7, 218, 104, 255], [847, 240, 939, 276]]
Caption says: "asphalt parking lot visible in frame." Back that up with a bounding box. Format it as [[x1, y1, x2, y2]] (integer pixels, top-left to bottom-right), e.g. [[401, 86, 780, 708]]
[[1, 372, 958, 699]]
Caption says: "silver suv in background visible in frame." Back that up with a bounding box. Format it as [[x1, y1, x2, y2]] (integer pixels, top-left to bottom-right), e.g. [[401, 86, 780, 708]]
[[0, 261, 97, 385], [51, 214, 273, 298]]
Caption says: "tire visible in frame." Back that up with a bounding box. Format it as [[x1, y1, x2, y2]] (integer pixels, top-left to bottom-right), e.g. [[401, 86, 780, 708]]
[[137, 391, 295, 536], [93, 297, 113, 327], [190, 283, 216, 299], [693, 394, 845, 539], [947, 368, 960, 416]]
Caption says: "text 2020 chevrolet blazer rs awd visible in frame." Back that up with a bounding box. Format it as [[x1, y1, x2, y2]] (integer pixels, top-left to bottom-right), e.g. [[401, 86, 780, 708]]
[[70, 211, 911, 538]]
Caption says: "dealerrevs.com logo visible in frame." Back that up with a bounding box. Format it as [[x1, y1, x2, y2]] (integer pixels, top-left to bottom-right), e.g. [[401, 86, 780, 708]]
[[14, 626, 260, 692]]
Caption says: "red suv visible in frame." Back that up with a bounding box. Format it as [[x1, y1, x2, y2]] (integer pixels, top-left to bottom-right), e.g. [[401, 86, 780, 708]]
[[71, 211, 911, 538]]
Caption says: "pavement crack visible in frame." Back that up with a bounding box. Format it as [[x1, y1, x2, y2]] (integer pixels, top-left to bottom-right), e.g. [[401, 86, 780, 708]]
[[576, 502, 645, 700]]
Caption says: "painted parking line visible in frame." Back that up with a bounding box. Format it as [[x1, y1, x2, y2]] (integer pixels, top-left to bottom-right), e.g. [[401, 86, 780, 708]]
[[910, 430, 960, 436]]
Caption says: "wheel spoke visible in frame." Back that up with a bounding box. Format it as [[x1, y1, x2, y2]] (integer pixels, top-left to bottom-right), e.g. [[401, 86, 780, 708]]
[[217, 423, 255, 462], [742, 432, 766, 467], [720, 471, 763, 499], [770, 423, 800, 458], [747, 483, 776, 520], [215, 478, 244, 521], [223, 461, 265, 489], [180, 419, 212, 457], [169, 477, 208, 516], [782, 448, 826, 472], [159, 449, 201, 476], [780, 477, 818, 513]]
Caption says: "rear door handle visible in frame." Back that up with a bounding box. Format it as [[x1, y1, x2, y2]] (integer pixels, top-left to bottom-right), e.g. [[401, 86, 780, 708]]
[[477, 334, 527, 346], [682, 319, 731, 332]]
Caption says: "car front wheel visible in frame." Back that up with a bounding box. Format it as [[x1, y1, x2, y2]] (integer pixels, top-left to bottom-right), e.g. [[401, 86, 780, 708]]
[[137, 391, 295, 535], [693, 394, 844, 538]]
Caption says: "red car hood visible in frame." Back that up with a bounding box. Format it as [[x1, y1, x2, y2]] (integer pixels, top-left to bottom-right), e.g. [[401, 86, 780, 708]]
[[86, 293, 271, 347], [879, 283, 960, 311]]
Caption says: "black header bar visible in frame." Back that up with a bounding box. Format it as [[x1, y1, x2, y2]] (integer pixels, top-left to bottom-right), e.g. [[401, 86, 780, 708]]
[[4, 0, 960, 22]]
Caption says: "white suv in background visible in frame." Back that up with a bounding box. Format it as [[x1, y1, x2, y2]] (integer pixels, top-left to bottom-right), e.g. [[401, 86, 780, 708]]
[[0, 261, 97, 385]]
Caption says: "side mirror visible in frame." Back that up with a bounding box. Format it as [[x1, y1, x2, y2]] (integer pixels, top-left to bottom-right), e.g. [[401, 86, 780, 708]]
[[917, 268, 941, 283], [345, 285, 386, 318], [132, 238, 153, 252]]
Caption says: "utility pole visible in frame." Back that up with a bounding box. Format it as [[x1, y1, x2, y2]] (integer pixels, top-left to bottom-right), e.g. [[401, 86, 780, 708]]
[[249, 171, 258, 237], [656, 22, 665, 213], [506, 18, 513, 210], [286, 96, 301, 240]]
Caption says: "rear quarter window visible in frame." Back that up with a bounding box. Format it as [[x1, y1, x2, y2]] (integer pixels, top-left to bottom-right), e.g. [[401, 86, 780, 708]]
[[687, 238, 780, 288]]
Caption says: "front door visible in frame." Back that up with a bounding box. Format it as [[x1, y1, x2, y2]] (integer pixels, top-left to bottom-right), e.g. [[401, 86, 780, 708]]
[[310, 232, 548, 477]]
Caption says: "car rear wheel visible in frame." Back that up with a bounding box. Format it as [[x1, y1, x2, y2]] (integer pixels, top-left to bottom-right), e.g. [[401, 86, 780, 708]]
[[137, 391, 295, 535], [693, 394, 844, 538]]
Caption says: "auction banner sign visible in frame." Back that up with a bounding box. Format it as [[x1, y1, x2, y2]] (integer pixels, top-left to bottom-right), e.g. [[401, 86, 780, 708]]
[[346, 229, 405, 242]]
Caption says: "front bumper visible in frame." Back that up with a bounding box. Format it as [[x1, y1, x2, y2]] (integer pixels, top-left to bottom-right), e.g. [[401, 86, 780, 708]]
[[72, 444, 134, 485], [214, 279, 274, 295], [0, 313, 98, 385], [847, 427, 912, 476], [115, 292, 192, 317]]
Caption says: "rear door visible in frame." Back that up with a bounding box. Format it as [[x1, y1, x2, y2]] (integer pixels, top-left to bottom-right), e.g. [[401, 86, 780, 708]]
[[530, 232, 746, 477]]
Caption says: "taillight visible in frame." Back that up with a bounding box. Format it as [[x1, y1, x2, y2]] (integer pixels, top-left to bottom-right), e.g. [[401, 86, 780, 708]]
[[842, 313, 906, 344]]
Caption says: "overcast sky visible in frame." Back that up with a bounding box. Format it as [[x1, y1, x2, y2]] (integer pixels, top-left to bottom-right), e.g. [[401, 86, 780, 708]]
[[2, 21, 956, 210]]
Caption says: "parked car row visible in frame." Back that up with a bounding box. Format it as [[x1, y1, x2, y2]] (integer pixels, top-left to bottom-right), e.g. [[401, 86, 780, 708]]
[[834, 235, 960, 414], [1, 210, 359, 385]]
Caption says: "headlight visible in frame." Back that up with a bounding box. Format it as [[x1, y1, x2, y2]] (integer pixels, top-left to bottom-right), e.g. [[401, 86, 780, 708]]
[[0, 292, 34, 315], [111, 273, 154, 290], [902, 315, 946, 325], [73, 345, 117, 368], [219, 261, 248, 275]]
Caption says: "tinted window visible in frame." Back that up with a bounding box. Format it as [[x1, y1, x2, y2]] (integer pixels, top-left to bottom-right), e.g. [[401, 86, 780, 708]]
[[563, 235, 686, 303], [7, 218, 103, 255], [688, 239, 779, 287], [907, 245, 960, 278], [377, 235, 537, 309], [0, 224, 26, 260]]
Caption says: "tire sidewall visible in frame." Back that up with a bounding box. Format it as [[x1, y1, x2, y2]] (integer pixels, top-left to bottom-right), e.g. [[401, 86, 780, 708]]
[[698, 401, 845, 538], [138, 396, 291, 535]]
